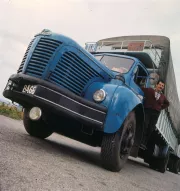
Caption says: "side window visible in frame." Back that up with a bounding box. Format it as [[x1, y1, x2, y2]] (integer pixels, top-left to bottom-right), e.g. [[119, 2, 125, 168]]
[[133, 66, 139, 83], [134, 65, 147, 88]]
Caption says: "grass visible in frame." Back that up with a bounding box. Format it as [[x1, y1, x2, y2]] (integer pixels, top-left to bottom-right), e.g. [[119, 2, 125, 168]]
[[0, 104, 23, 120]]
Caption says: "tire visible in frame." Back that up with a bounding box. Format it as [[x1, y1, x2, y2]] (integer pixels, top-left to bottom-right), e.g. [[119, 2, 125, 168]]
[[158, 152, 169, 173], [149, 158, 157, 170], [171, 158, 180, 174], [148, 149, 169, 173], [23, 108, 53, 139], [101, 111, 136, 172]]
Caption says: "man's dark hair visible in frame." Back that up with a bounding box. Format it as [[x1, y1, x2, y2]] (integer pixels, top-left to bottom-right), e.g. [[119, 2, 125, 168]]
[[157, 79, 165, 85]]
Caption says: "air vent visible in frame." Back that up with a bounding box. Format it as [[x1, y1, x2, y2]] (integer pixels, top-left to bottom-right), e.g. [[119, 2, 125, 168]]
[[25, 38, 62, 77], [17, 38, 35, 73], [49, 51, 100, 95]]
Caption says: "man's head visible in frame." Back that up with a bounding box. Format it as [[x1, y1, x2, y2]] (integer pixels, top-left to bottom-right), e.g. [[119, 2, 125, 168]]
[[155, 80, 165, 92]]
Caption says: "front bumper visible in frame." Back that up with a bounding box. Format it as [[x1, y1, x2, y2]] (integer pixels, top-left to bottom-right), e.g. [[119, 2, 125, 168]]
[[3, 74, 107, 129]]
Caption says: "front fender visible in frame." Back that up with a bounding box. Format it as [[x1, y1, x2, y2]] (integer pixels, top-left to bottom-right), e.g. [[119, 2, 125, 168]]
[[104, 86, 142, 133]]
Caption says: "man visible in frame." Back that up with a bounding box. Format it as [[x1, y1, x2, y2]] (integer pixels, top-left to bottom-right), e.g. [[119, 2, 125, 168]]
[[141, 80, 169, 146]]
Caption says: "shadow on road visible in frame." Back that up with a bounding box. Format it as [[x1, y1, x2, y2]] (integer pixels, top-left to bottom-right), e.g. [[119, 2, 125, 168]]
[[44, 137, 102, 168], [11, 129, 148, 171], [23, 133, 149, 171]]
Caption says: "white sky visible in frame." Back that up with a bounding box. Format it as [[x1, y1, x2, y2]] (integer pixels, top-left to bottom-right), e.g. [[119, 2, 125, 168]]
[[0, 0, 180, 99]]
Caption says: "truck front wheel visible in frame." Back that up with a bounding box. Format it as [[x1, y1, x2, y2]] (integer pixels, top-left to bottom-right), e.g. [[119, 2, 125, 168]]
[[101, 111, 136, 172], [23, 108, 53, 139]]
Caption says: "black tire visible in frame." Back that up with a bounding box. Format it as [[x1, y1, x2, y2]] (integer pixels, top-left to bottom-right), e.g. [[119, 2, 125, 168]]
[[158, 152, 169, 173], [101, 111, 136, 172], [148, 149, 169, 173], [171, 158, 180, 174], [149, 158, 157, 170], [23, 108, 53, 139]]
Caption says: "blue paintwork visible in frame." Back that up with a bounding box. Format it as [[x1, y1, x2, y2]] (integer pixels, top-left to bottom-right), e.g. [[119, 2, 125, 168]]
[[84, 80, 143, 133], [104, 85, 142, 133], [83, 57, 145, 133], [23, 33, 115, 80], [20, 31, 149, 134]]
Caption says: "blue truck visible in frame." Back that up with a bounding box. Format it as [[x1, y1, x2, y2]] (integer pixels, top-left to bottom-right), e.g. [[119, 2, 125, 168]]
[[3, 30, 180, 173]]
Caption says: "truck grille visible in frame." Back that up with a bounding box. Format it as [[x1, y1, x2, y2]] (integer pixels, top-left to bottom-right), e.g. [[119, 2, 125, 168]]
[[49, 51, 101, 95], [25, 38, 62, 77], [17, 38, 35, 73]]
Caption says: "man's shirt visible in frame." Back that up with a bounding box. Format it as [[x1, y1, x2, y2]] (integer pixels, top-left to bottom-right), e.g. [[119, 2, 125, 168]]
[[141, 87, 169, 111]]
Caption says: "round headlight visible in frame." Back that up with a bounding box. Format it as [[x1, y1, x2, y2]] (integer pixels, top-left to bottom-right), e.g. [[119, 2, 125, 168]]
[[93, 89, 106, 102], [29, 107, 42, 121]]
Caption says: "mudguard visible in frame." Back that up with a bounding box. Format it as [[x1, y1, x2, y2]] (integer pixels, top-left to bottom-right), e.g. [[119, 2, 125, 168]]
[[104, 85, 142, 133]]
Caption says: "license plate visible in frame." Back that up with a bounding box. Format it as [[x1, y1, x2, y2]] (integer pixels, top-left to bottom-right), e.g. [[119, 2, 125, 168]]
[[22, 85, 37, 95]]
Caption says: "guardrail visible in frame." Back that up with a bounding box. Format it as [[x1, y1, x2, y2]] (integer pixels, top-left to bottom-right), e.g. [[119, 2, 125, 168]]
[[85, 40, 165, 68], [99, 40, 162, 63], [156, 110, 177, 152]]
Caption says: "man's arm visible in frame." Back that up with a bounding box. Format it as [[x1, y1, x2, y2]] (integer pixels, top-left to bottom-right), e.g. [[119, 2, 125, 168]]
[[141, 87, 148, 94], [161, 96, 169, 110]]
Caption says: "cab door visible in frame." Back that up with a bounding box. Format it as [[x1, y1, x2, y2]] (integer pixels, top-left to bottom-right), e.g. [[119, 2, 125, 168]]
[[130, 64, 148, 102]]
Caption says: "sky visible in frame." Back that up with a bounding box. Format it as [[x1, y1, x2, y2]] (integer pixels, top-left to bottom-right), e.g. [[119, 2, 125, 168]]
[[0, 0, 180, 100]]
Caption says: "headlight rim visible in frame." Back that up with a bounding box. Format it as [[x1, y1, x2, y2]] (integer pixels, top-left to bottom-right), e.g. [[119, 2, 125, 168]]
[[93, 89, 106, 102], [29, 107, 42, 121]]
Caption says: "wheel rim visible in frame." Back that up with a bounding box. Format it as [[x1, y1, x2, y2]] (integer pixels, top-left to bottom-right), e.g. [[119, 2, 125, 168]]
[[120, 123, 135, 159]]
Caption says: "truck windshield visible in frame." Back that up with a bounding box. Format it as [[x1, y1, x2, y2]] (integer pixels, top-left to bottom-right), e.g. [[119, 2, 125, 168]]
[[95, 55, 134, 73]]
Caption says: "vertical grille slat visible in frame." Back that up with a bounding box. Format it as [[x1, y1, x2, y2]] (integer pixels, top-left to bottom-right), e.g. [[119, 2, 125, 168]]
[[32, 52, 52, 59], [25, 38, 62, 77], [62, 56, 94, 79], [36, 44, 56, 52], [38, 42, 59, 49], [27, 65, 46, 73], [55, 65, 89, 86], [34, 48, 53, 55], [60, 59, 91, 81], [31, 56, 49, 63], [50, 51, 101, 96], [17, 38, 35, 73], [50, 74, 82, 94], [40, 38, 61, 45], [68, 52, 101, 77], [52, 69, 85, 89], [50, 76, 81, 95], [26, 69, 43, 75]]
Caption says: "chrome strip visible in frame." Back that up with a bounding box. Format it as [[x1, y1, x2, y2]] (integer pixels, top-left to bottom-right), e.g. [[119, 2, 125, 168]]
[[34, 95, 103, 125], [39, 86, 106, 114]]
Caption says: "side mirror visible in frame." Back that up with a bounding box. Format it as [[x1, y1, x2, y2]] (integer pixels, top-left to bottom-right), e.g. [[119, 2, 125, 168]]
[[115, 74, 125, 83]]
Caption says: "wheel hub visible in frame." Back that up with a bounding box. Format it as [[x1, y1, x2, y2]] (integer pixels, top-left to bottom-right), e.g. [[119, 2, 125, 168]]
[[120, 123, 135, 159]]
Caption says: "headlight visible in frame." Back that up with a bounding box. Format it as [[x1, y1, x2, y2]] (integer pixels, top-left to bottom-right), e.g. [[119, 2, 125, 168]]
[[29, 107, 42, 121], [93, 89, 106, 102]]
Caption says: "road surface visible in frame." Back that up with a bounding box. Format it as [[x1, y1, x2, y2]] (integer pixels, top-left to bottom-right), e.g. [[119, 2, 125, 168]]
[[0, 115, 179, 191]]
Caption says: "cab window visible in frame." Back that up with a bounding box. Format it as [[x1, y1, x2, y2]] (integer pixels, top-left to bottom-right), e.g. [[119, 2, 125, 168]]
[[134, 65, 147, 88]]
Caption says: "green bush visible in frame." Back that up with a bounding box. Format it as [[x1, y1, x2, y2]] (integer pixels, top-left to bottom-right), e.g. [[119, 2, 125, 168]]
[[0, 104, 23, 120]]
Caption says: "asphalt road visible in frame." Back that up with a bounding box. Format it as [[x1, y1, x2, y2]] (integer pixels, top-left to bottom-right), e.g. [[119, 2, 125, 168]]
[[0, 115, 180, 191]]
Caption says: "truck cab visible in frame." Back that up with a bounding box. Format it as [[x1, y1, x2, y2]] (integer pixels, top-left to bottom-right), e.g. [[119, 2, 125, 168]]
[[93, 53, 149, 97]]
